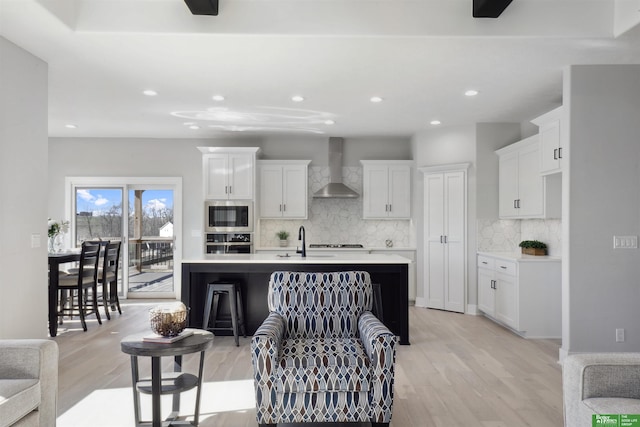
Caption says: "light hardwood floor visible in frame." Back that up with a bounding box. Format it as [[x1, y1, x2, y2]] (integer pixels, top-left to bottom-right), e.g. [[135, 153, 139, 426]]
[[53, 300, 563, 427]]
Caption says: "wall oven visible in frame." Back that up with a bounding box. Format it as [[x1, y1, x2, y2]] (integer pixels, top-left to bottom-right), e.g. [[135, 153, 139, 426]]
[[205, 233, 253, 254], [205, 200, 253, 232]]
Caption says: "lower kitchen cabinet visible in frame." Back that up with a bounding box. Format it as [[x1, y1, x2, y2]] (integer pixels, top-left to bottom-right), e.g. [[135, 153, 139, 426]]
[[477, 253, 561, 338]]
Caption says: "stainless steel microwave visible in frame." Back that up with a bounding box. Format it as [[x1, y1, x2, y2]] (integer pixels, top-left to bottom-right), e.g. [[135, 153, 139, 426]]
[[204, 200, 253, 232]]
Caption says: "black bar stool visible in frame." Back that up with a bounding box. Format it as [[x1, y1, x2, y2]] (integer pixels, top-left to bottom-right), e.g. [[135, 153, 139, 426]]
[[202, 282, 246, 346], [372, 282, 384, 322]]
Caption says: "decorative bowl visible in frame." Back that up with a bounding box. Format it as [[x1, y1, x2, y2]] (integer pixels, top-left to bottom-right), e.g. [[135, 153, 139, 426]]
[[149, 302, 188, 337]]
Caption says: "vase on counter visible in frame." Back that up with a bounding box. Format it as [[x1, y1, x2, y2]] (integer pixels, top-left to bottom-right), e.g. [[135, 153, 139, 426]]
[[48, 235, 62, 253], [279, 239, 288, 247]]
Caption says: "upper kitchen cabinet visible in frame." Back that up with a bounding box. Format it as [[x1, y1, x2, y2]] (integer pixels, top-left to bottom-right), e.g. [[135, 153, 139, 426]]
[[497, 136, 561, 219], [258, 160, 310, 219], [199, 147, 259, 200], [361, 160, 413, 219], [531, 106, 564, 176]]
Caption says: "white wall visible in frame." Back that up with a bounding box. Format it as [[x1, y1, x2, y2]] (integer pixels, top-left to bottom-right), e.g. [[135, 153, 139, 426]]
[[411, 125, 477, 303], [48, 136, 411, 259], [0, 37, 49, 339], [564, 64, 640, 353]]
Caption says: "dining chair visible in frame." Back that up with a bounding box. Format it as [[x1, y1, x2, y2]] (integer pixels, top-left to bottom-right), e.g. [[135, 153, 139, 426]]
[[98, 241, 122, 320], [56, 241, 102, 331]]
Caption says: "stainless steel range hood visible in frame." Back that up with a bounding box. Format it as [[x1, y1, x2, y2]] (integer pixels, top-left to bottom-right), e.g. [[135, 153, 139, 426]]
[[313, 137, 359, 198]]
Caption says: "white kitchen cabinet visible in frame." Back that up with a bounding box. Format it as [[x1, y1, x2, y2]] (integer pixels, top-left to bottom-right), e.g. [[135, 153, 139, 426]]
[[531, 106, 564, 175], [361, 160, 413, 219], [477, 253, 561, 338], [258, 160, 310, 219], [199, 147, 259, 200], [420, 164, 468, 313], [497, 135, 561, 219]]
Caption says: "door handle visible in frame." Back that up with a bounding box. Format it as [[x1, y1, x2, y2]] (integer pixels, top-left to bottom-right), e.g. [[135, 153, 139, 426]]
[[444, 235, 448, 243], [553, 148, 558, 160], [283, 204, 286, 212], [225, 186, 228, 194], [440, 235, 443, 243], [229, 185, 232, 194], [558, 147, 563, 159], [514, 199, 517, 209], [388, 204, 392, 212]]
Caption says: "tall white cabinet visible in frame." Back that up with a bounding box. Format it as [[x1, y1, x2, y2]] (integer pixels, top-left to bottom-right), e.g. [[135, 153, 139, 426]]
[[420, 163, 469, 313]]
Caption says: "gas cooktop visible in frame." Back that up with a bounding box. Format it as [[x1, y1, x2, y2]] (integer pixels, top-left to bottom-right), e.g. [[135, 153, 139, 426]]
[[308, 244, 364, 249]]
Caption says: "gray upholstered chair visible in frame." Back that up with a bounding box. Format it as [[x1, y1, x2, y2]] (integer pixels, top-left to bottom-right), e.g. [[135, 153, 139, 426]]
[[0, 339, 59, 427], [563, 353, 640, 427], [251, 271, 397, 427]]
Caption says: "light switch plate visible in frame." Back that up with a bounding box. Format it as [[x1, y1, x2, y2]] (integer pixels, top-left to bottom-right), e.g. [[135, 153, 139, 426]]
[[31, 233, 41, 248], [613, 235, 638, 249]]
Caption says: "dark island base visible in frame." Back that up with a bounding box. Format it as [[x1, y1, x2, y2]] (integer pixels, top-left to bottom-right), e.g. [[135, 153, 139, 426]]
[[181, 262, 410, 345]]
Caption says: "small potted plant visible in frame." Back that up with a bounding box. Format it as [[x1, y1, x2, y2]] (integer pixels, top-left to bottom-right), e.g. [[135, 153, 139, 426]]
[[276, 230, 289, 247], [519, 240, 547, 256]]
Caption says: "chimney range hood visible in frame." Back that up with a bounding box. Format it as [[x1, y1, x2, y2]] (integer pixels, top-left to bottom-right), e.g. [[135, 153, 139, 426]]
[[313, 137, 359, 198]]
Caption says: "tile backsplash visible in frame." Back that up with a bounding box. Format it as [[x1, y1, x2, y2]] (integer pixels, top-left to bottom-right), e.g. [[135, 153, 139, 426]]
[[477, 218, 562, 257], [259, 166, 414, 248]]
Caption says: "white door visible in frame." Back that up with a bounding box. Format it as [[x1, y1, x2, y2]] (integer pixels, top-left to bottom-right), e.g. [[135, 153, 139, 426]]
[[422, 166, 467, 313], [517, 142, 544, 217], [498, 151, 519, 218], [363, 165, 390, 218], [495, 273, 517, 329], [228, 153, 254, 199], [425, 173, 445, 309], [204, 154, 229, 199], [259, 165, 284, 217], [282, 165, 307, 218], [443, 171, 465, 313], [388, 165, 411, 218], [477, 268, 495, 316]]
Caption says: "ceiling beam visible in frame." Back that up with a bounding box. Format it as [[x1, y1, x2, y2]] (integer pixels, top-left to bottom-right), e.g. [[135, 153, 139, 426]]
[[183, 0, 219, 16], [473, 0, 514, 18]]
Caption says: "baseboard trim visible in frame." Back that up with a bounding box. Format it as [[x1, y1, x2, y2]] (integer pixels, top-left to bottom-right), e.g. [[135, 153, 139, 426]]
[[466, 304, 478, 315], [415, 297, 426, 308]]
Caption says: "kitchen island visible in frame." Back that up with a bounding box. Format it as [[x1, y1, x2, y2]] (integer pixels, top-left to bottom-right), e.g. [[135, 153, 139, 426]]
[[181, 253, 411, 344]]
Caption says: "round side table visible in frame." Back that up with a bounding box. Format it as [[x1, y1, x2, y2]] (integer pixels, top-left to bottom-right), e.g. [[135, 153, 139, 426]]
[[121, 329, 213, 427]]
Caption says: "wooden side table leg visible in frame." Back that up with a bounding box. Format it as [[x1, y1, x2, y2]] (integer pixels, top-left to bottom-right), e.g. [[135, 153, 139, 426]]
[[130, 355, 142, 426], [171, 355, 183, 417], [193, 350, 206, 426], [151, 356, 161, 427]]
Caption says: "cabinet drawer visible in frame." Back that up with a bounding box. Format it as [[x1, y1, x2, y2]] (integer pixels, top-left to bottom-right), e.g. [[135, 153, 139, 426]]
[[494, 259, 517, 276], [477, 255, 495, 269]]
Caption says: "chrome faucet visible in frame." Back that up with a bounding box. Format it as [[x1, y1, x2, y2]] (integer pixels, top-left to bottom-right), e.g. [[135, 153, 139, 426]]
[[297, 225, 306, 258]]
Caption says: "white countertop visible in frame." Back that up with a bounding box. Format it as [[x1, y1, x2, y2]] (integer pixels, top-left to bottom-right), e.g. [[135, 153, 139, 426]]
[[477, 251, 561, 262], [184, 253, 412, 264], [256, 247, 416, 252]]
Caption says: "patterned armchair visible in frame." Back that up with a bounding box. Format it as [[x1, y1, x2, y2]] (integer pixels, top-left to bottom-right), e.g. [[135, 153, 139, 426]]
[[251, 271, 397, 427]]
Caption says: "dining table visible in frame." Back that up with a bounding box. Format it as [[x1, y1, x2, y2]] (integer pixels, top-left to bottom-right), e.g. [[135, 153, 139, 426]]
[[47, 251, 80, 337]]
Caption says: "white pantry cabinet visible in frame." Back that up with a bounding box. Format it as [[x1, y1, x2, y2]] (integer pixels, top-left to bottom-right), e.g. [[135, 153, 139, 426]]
[[258, 160, 310, 219], [361, 160, 413, 219], [477, 253, 561, 338], [497, 136, 561, 219], [531, 106, 564, 176], [420, 163, 469, 313], [199, 147, 259, 200]]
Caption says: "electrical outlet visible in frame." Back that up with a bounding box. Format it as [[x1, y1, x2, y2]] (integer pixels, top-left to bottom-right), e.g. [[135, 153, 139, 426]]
[[616, 328, 625, 342]]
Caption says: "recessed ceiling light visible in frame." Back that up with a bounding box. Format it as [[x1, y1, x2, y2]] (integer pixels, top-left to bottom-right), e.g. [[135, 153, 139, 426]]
[[143, 90, 158, 96], [65, 124, 77, 129], [464, 90, 479, 97], [189, 125, 200, 130], [324, 120, 335, 125], [370, 96, 383, 103], [212, 95, 225, 101], [430, 120, 441, 125], [291, 95, 305, 102]]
